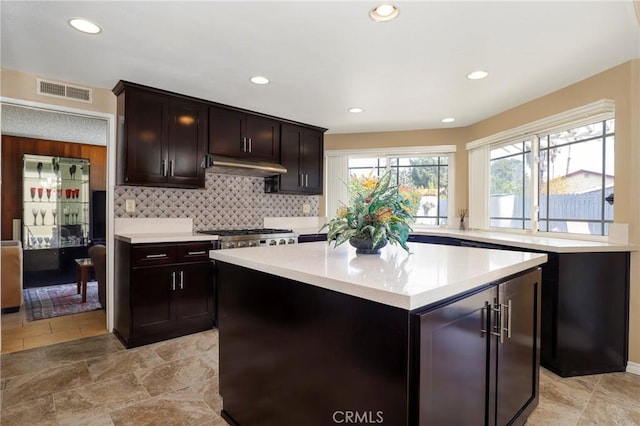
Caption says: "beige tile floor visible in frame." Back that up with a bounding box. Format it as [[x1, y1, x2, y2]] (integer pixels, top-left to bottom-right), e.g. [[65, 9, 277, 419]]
[[1, 309, 108, 353], [1, 327, 639, 425]]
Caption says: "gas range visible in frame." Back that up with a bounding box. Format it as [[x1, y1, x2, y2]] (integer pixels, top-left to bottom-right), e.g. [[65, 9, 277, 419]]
[[199, 228, 298, 249]]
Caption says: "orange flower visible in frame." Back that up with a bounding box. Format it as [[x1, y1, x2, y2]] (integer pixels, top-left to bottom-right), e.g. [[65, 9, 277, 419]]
[[375, 206, 393, 223]]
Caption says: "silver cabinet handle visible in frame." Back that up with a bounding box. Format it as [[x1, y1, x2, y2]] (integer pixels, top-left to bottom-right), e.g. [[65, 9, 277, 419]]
[[300, 173, 304, 187], [171, 271, 176, 291], [248, 137, 252, 152], [169, 160, 174, 176], [305, 174, 309, 187], [242, 137, 247, 152], [504, 300, 512, 339], [145, 253, 168, 259], [187, 251, 206, 256], [162, 160, 167, 176], [179, 270, 184, 290], [499, 302, 506, 344], [490, 299, 502, 342]]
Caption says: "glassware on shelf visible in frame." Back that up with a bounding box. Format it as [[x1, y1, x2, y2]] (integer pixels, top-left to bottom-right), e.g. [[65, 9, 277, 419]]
[[74, 188, 80, 199], [69, 164, 76, 180], [32, 208, 38, 225], [37, 187, 43, 201], [30, 187, 36, 201], [30, 236, 36, 248], [57, 188, 62, 198], [37, 162, 43, 178], [46, 188, 52, 201], [44, 237, 50, 247], [37, 237, 43, 247], [63, 207, 70, 225], [65, 189, 72, 199], [52, 208, 57, 225], [40, 208, 47, 225]]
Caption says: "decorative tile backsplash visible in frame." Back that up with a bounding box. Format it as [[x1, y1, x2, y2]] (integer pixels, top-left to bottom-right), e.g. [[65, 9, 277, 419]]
[[114, 173, 320, 230]]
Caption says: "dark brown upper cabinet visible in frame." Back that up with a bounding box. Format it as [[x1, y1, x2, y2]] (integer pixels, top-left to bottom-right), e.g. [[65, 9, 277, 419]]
[[209, 106, 280, 163], [267, 124, 324, 195], [113, 81, 207, 189]]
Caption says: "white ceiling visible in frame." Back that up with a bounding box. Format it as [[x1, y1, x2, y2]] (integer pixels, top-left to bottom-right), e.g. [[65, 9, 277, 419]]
[[2, 1, 639, 134]]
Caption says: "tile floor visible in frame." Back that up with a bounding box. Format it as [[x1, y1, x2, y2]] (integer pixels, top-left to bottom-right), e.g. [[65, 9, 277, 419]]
[[1, 309, 107, 353], [1, 328, 639, 425]]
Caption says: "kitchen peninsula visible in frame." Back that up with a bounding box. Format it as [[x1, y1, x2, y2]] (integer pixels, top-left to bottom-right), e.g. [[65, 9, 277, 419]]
[[211, 241, 547, 425]]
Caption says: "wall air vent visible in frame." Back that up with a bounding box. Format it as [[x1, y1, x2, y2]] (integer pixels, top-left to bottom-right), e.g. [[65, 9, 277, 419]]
[[36, 79, 92, 103]]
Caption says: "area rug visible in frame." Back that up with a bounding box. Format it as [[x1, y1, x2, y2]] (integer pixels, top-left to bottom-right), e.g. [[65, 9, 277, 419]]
[[23, 281, 102, 321]]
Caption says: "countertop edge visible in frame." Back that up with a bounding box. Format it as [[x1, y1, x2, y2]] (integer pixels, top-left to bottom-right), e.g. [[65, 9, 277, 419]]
[[115, 233, 218, 244]]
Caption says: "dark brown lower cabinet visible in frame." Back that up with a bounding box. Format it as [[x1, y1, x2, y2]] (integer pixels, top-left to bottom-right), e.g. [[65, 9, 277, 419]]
[[115, 240, 215, 348], [415, 268, 541, 426], [216, 261, 541, 426]]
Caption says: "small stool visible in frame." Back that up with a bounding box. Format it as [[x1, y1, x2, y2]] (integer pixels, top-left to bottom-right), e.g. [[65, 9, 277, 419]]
[[75, 258, 94, 303]]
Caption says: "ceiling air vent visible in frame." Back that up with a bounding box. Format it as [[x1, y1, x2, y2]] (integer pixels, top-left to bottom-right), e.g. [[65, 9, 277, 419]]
[[36, 79, 92, 103]]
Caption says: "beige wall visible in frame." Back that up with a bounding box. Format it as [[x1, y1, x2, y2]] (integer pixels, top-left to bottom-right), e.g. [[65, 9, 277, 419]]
[[1, 68, 116, 114], [326, 59, 640, 365]]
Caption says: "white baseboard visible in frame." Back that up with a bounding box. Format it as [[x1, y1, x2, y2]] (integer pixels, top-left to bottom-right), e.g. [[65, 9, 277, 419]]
[[627, 361, 640, 375]]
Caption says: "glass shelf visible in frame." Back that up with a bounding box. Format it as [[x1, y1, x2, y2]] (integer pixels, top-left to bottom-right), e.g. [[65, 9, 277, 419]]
[[23, 154, 90, 250]]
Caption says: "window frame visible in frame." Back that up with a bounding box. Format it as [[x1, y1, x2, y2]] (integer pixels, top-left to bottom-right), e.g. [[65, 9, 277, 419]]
[[324, 145, 457, 227], [466, 99, 615, 239]]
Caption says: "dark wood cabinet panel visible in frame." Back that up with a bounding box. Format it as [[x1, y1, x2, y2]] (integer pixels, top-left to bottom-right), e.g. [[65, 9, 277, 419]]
[[114, 240, 215, 348], [131, 265, 176, 336], [208, 106, 280, 162], [168, 99, 207, 187], [114, 81, 206, 189], [124, 88, 169, 185], [417, 287, 493, 425], [176, 261, 214, 323], [266, 124, 324, 195]]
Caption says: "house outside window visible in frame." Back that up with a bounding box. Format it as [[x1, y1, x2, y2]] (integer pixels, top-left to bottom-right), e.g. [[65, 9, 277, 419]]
[[348, 155, 450, 226], [486, 117, 614, 236]]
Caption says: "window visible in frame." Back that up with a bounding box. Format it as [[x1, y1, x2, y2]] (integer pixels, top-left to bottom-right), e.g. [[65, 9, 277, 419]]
[[485, 117, 614, 236], [489, 141, 532, 229], [348, 155, 450, 226], [538, 119, 614, 236]]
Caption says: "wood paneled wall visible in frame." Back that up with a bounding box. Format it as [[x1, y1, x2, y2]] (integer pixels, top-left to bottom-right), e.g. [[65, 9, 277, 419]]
[[1, 135, 107, 240]]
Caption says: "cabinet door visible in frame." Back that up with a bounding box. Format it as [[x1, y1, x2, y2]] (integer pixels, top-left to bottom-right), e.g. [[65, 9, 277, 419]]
[[209, 106, 244, 157], [301, 128, 323, 194], [417, 287, 494, 425], [245, 115, 280, 162], [175, 261, 214, 325], [125, 89, 169, 185], [168, 99, 207, 188], [131, 265, 176, 336], [279, 124, 303, 192], [493, 269, 541, 425]]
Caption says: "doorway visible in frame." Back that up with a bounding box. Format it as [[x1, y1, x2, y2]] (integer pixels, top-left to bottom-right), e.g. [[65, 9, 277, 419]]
[[1, 100, 115, 353]]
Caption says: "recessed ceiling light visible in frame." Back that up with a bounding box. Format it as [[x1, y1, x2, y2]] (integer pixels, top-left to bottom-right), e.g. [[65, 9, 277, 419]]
[[466, 70, 489, 80], [348, 107, 364, 113], [68, 18, 102, 34], [250, 76, 270, 85], [369, 4, 399, 22], [441, 117, 456, 123]]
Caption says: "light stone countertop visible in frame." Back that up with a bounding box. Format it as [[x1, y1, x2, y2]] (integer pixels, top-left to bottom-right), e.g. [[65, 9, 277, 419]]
[[114, 217, 217, 244], [210, 241, 547, 310], [410, 228, 635, 253]]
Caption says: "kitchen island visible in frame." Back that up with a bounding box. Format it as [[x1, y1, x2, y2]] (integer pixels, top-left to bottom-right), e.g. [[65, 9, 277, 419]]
[[211, 242, 547, 425]]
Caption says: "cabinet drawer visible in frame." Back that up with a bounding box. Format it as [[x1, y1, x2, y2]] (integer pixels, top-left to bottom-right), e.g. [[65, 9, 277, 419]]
[[132, 245, 177, 266], [176, 243, 212, 262]]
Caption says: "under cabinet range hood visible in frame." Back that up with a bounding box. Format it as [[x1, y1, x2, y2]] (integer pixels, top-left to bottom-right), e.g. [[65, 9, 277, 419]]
[[202, 154, 286, 177]]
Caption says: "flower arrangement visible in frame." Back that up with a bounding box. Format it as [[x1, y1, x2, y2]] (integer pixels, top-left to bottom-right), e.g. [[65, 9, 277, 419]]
[[322, 171, 415, 253]]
